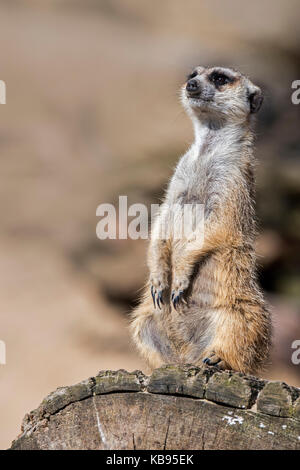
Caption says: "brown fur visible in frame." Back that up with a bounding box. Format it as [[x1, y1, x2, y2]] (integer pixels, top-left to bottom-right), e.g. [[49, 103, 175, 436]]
[[130, 66, 272, 375]]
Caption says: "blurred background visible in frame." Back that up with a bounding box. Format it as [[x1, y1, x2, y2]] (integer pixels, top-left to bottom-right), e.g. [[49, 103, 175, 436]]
[[0, 0, 300, 448]]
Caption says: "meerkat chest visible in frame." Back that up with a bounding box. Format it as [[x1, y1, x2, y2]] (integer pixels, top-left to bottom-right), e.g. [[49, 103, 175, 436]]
[[171, 151, 229, 206]]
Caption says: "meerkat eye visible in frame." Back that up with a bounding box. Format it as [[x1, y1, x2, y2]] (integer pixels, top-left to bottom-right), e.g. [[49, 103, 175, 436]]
[[209, 71, 232, 87], [187, 70, 198, 80]]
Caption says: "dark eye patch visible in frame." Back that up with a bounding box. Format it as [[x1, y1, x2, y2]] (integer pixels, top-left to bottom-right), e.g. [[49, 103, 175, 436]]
[[187, 70, 198, 80], [209, 71, 234, 88]]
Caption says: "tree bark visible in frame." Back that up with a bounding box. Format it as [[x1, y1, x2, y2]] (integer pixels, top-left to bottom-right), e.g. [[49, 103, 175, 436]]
[[10, 365, 300, 450]]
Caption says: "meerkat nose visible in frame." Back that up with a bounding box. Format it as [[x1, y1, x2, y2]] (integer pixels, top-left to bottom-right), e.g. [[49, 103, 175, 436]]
[[186, 79, 201, 96]]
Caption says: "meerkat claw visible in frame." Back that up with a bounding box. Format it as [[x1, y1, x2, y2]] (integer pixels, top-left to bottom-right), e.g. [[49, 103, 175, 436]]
[[203, 357, 221, 366], [158, 291, 164, 305], [171, 290, 185, 309], [172, 296, 178, 310], [151, 286, 156, 308], [151, 286, 165, 310], [203, 354, 221, 366]]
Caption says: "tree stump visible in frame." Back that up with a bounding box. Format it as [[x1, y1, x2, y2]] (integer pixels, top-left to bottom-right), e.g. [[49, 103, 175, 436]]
[[10, 365, 300, 450]]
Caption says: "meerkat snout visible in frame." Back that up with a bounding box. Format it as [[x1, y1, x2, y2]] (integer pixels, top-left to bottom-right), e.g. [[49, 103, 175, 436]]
[[186, 78, 201, 96]]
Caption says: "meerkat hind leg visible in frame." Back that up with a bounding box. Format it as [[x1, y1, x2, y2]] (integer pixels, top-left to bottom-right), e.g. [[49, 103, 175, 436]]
[[199, 306, 269, 374], [131, 303, 177, 370]]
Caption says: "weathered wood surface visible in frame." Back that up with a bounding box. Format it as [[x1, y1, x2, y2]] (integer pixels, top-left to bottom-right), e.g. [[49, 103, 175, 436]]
[[11, 365, 300, 450]]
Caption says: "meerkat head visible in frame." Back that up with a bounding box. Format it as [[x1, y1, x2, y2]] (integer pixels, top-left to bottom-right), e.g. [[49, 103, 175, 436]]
[[181, 66, 263, 125]]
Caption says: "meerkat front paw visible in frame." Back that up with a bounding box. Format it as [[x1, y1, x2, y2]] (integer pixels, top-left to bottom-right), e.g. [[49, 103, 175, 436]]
[[150, 274, 168, 310], [171, 274, 189, 310]]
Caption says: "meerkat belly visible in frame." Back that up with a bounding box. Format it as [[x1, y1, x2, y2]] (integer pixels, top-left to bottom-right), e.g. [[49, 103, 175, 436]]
[[168, 163, 234, 357], [191, 258, 217, 306], [171, 253, 220, 358], [171, 246, 250, 363]]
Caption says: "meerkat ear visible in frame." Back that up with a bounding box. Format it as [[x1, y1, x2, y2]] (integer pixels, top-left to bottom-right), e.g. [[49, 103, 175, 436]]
[[248, 86, 263, 114]]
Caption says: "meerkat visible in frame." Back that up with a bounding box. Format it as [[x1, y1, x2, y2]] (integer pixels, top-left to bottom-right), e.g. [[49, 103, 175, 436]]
[[130, 66, 272, 375]]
